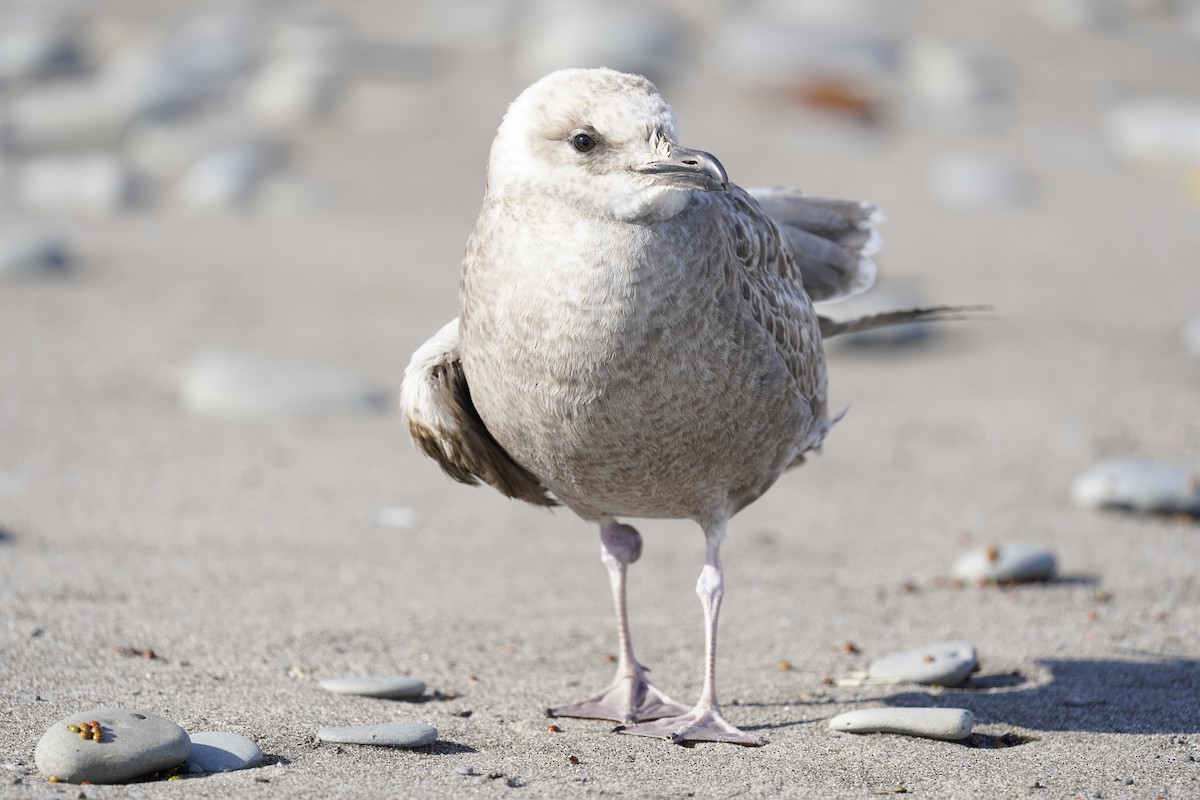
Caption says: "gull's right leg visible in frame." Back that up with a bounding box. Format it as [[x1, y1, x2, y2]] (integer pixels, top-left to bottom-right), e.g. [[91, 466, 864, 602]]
[[548, 521, 689, 723]]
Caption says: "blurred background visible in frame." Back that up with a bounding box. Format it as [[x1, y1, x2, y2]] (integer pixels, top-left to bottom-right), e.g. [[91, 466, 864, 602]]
[[2, 1, 1199, 788]]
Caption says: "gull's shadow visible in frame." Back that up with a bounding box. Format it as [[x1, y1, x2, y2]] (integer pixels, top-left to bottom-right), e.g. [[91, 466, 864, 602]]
[[883, 657, 1200, 734], [420, 741, 478, 755]]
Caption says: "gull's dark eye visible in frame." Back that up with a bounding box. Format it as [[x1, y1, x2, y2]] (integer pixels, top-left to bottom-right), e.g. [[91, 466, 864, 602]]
[[571, 132, 596, 153]]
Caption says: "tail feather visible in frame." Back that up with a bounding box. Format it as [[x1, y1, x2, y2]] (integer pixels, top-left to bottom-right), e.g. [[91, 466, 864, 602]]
[[818, 305, 988, 339]]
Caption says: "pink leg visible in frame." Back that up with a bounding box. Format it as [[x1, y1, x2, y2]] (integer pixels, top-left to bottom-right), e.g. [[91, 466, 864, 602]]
[[617, 523, 765, 746], [549, 521, 689, 723]]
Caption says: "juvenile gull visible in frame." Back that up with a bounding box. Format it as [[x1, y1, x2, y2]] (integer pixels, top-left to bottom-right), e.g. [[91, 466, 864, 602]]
[[402, 67, 960, 746]]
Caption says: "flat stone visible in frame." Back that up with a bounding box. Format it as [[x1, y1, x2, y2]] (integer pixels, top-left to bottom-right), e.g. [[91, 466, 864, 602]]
[[178, 351, 387, 420], [1104, 98, 1200, 167], [951, 543, 1057, 584], [0, 231, 70, 278], [1184, 314, 1200, 360], [319, 676, 426, 699], [929, 154, 1035, 208], [1071, 459, 1200, 515], [829, 707, 974, 741], [185, 732, 263, 774], [843, 641, 977, 687], [34, 708, 190, 784], [11, 154, 139, 214], [317, 722, 437, 748]]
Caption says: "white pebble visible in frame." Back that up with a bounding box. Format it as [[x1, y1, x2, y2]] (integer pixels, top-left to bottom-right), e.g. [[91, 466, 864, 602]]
[[1071, 459, 1200, 515], [174, 142, 282, 211], [185, 731, 263, 773], [10, 154, 138, 214], [317, 722, 437, 748], [178, 351, 387, 420], [929, 154, 1035, 209], [1182, 314, 1200, 360], [34, 708, 190, 784], [840, 641, 977, 687], [952, 543, 1057, 584], [830, 707, 974, 740], [319, 676, 426, 699], [1104, 98, 1200, 167]]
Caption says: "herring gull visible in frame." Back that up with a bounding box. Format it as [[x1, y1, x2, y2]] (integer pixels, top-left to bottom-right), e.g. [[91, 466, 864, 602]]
[[401, 67, 965, 746]]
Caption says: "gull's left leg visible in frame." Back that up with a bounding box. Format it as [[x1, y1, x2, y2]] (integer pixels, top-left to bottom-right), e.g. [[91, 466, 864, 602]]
[[617, 519, 765, 746]]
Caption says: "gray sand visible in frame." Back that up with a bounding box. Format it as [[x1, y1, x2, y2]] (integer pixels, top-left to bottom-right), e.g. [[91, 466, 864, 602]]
[[2, 2, 1198, 798]]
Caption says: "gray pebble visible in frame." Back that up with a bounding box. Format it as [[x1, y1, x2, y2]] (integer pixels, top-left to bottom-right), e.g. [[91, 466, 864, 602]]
[[928, 154, 1034, 209], [952, 543, 1057, 584], [0, 231, 70, 278], [11, 154, 139, 214], [829, 707, 975, 740], [1072, 459, 1200, 515], [185, 731, 263, 774], [864, 641, 978, 687], [318, 676, 426, 699], [317, 722, 437, 748], [178, 351, 387, 420], [1184, 314, 1200, 360], [34, 708, 190, 784]]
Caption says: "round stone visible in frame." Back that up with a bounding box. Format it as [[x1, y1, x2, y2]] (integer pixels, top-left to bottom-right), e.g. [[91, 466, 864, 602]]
[[951, 543, 1057, 584], [319, 676, 426, 699], [317, 722, 437, 748], [829, 707, 974, 741], [1071, 459, 1200, 515], [0, 231, 70, 278], [34, 708, 190, 784], [185, 731, 263, 774], [866, 641, 978, 687], [178, 351, 387, 420]]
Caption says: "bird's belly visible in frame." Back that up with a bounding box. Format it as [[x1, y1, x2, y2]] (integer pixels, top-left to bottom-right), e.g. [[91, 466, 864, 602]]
[[465, 323, 812, 521]]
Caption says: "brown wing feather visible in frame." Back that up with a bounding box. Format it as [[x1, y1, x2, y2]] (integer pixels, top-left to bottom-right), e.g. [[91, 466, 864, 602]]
[[401, 320, 557, 507]]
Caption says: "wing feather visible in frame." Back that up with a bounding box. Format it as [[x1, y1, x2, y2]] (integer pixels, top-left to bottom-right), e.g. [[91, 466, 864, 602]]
[[400, 319, 557, 507]]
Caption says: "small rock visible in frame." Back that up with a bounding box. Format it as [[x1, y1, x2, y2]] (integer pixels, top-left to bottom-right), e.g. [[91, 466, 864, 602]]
[[174, 142, 283, 211], [4, 83, 136, 154], [1184, 314, 1200, 359], [376, 507, 418, 529], [829, 707, 974, 740], [10, 154, 139, 214], [1071, 459, 1200, 515], [455, 765, 477, 776], [317, 722, 437, 748], [929, 154, 1035, 209], [899, 37, 1004, 128], [178, 351, 387, 420], [185, 732, 263, 774], [0, 231, 70, 278], [840, 641, 977, 687], [34, 708, 190, 784], [1104, 98, 1200, 167], [318, 676, 426, 699], [951, 543, 1057, 584]]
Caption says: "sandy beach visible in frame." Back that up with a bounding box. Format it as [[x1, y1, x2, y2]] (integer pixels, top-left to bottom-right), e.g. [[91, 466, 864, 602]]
[[2, 1, 1199, 797]]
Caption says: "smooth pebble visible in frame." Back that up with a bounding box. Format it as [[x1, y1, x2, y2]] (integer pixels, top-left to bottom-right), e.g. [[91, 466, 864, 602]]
[[1071, 459, 1200, 515], [317, 722, 437, 748], [951, 543, 1057, 584], [34, 708, 190, 784], [830, 707, 974, 740], [179, 351, 387, 420], [319, 676, 426, 699], [1184, 314, 1200, 359], [11, 154, 139, 214], [185, 731, 263, 773], [0, 231, 70, 278], [929, 154, 1035, 208], [1104, 98, 1200, 167], [863, 641, 978, 687]]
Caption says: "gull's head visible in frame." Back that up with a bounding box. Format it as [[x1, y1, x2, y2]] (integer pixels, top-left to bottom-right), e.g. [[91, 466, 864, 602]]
[[487, 68, 729, 221]]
